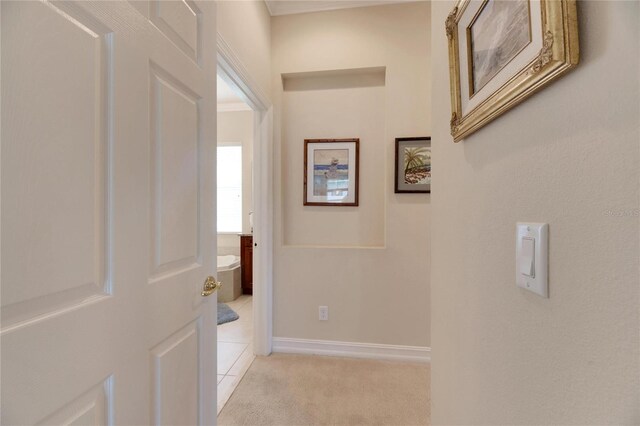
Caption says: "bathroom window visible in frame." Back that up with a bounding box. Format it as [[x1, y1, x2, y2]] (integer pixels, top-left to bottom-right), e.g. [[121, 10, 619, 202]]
[[217, 145, 242, 233]]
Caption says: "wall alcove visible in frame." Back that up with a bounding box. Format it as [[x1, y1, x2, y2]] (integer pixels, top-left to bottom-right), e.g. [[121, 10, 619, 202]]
[[281, 67, 387, 248]]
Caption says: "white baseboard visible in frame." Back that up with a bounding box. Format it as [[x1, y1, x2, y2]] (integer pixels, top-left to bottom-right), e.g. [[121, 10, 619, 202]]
[[272, 337, 430, 363]]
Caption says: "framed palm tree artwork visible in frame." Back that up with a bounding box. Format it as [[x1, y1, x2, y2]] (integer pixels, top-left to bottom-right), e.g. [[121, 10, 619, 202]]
[[395, 137, 431, 193]]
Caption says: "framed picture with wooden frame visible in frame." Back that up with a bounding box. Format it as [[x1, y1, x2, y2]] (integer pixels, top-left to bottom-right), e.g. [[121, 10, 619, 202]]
[[304, 139, 359, 206], [395, 137, 431, 194], [446, 0, 579, 142]]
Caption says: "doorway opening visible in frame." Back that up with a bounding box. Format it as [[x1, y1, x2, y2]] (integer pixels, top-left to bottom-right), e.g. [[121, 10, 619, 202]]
[[215, 36, 273, 415], [215, 74, 254, 412]]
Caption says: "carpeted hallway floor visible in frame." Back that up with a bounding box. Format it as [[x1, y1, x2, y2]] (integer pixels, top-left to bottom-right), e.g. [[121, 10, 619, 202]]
[[217, 353, 430, 426]]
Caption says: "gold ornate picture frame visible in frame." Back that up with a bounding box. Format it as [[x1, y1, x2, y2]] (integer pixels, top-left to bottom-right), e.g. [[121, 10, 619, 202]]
[[446, 0, 579, 142]]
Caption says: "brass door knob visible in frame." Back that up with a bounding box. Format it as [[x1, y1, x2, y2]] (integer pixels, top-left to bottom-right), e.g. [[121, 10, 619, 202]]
[[202, 276, 222, 297]]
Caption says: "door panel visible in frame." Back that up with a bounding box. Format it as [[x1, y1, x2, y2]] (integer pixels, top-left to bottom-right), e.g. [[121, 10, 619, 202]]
[[1, 0, 111, 332], [151, 320, 200, 426], [1, 1, 217, 424], [36, 377, 113, 426], [149, 64, 201, 280], [150, 0, 201, 62]]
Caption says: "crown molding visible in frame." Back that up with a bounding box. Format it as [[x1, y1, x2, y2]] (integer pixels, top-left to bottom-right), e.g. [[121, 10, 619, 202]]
[[265, 0, 418, 17], [264, 0, 275, 16]]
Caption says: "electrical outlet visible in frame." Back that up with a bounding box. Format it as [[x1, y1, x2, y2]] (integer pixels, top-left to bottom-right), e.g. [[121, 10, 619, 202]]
[[319, 306, 329, 321]]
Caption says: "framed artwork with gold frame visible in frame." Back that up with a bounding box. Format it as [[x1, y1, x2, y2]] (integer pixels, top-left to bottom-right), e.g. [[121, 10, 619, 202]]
[[446, 0, 579, 142]]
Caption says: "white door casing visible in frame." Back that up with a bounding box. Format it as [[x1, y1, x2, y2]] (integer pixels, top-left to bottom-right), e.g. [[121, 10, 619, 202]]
[[216, 34, 273, 356], [1, 1, 217, 424]]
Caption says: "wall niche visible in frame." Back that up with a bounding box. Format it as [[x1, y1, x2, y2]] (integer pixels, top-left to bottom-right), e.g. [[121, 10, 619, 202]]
[[281, 67, 386, 248]]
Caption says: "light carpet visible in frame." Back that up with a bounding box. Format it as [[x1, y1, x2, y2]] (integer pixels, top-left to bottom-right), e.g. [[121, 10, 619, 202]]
[[217, 353, 430, 426]]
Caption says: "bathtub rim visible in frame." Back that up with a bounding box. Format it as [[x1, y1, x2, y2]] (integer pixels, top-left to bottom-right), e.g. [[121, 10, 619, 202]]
[[217, 255, 241, 272]]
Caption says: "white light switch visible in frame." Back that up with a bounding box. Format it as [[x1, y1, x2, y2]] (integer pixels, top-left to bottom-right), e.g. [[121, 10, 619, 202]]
[[516, 223, 548, 297], [519, 237, 535, 277]]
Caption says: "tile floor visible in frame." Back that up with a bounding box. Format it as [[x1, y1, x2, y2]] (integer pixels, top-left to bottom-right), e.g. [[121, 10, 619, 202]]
[[217, 295, 255, 414]]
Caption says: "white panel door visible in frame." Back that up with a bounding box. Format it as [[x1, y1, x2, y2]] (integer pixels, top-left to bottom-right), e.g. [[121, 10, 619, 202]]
[[1, 1, 217, 424]]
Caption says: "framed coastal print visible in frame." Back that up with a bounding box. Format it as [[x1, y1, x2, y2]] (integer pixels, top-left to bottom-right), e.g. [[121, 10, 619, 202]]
[[395, 137, 431, 194], [446, 0, 579, 141], [304, 139, 359, 206]]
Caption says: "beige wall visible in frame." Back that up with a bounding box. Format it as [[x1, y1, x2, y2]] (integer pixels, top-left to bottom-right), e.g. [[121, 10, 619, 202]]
[[431, 1, 640, 424], [217, 110, 254, 256], [282, 72, 386, 247], [272, 2, 431, 346], [217, 0, 271, 98]]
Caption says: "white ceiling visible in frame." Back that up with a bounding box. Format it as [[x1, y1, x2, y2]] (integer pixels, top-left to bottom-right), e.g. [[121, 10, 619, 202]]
[[217, 75, 251, 111], [264, 0, 417, 16], [217, 75, 242, 103]]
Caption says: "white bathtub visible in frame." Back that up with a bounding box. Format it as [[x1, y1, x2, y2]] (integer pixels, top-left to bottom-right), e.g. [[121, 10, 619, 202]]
[[217, 255, 241, 303], [218, 255, 240, 272]]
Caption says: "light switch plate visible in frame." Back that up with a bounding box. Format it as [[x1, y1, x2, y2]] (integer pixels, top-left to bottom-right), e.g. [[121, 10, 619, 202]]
[[516, 223, 548, 297]]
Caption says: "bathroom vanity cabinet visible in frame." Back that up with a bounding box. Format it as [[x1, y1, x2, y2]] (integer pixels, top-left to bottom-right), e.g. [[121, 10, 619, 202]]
[[239, 234, 253, 294]]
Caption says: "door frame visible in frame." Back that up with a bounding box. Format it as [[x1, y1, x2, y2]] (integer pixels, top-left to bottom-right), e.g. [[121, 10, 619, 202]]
[[216, 33, 273, 356]]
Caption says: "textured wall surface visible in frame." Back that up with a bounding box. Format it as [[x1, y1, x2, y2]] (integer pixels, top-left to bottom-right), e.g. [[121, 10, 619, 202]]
[[272, 2, 431, 346], [431, 1, 640, 424], [217, 0, 272, 98]]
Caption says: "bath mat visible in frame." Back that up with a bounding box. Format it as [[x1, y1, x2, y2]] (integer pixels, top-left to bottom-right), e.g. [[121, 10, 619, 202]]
[[218, 303, 239, 325]]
